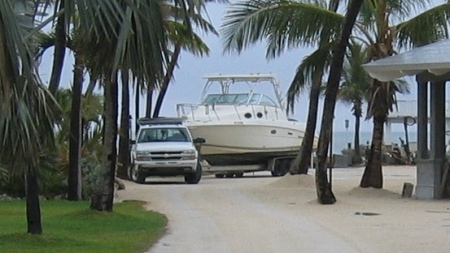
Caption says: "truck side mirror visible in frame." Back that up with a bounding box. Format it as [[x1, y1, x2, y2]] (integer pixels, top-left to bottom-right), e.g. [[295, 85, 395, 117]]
[[193, 137, 206, 144]]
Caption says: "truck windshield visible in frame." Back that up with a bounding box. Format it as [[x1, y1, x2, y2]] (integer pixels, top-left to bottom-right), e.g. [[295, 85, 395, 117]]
[[137, 128, 191, 143]]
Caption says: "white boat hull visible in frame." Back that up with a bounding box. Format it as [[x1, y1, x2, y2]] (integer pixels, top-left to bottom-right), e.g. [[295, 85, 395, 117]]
[[186, 120, 307, 165]]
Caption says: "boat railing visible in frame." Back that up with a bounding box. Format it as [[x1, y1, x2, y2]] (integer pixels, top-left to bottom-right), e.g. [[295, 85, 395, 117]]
[[177, 103, 213, 121], [176, 103, 283, 121]]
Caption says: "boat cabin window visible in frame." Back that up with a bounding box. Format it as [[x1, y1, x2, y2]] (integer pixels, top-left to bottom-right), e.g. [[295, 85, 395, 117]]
[[202, 93, 277, 106], [258, 95, 277, 106], [249, 94, 277, 106], [137, 127, 191, 143], [202, 94, 249, 104]]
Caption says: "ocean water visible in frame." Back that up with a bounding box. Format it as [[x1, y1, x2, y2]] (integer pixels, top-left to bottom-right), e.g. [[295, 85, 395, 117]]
[[331, 131, 417, 154]]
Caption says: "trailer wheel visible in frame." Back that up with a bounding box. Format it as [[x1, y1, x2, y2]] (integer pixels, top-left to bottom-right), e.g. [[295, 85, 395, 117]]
[[215, 174, 225, 178], [225, 173, 234, 178], [271, 159, 289, 177], [235, 172, 244, 178]]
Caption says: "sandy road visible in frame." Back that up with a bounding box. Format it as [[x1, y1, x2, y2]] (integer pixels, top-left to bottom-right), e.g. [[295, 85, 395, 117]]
[[118, 173, 361, 253]]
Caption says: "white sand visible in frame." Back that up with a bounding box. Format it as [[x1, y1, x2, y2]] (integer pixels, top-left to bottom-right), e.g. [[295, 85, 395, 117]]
[[118, 165, 450, 253]]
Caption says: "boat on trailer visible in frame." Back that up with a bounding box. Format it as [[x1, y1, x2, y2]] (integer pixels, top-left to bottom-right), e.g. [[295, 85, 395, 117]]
[[176, 73, 310, 169]]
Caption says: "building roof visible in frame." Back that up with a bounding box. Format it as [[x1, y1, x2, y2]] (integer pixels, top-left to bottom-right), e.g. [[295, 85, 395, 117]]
[[363, 39, 450, 81]]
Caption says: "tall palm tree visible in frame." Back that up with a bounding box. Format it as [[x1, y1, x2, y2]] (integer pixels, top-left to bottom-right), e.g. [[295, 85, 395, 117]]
[[338, 43, 410, 165], [314, 0, 364, 204], [337, 42, 370, 164], [36, 24, 90, 201], [67, 40, 84, 200], [117, 70, 130, 179], [0, 0, 58, 234], [222, 0, 450, 188]]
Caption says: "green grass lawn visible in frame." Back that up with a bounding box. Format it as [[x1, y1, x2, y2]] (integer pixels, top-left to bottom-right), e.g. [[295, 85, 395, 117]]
[[0, 200, 167, 253]]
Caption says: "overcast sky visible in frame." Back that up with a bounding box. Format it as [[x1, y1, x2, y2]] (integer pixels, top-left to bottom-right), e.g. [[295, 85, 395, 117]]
[[37, 1, 450, 133]]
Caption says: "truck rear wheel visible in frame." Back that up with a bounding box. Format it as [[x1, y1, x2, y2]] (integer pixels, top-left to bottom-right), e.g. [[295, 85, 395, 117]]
[[185, 162, 202, 184]]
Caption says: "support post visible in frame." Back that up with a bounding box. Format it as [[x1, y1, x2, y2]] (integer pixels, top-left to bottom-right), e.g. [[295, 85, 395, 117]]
[[416, 80, 428, 159], [416, 81, 445, 199]]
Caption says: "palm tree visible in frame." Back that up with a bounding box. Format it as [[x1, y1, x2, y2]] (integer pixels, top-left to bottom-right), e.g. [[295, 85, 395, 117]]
[[67, 42, 84, 200], [117, 70, 130, 179], [36, 23, 90, 201], [337, 42, 370, 164], [0, 0, 58, 234], [314, 0, 364, 204], [338, 43, 410, 166]]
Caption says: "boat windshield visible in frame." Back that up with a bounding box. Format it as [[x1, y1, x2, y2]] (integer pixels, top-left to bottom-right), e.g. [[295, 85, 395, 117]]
[[137, 127, 191, 143], [202, 93, 277, 106]]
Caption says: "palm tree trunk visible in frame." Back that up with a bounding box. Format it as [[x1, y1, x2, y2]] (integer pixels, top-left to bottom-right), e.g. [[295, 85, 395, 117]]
[[117, 71, 130, 179], [360, 115, 384, 188], [48, 2, 66, 95], [290, 67, 323, 174], [85, 72, 97, 96], [353, 105, 362, 164], [135, 85, 140, 135], [145, 89, 153, 118], [90, 70, 119, 211], [26, 167, 42, 234], [315, 0, 364, 204], [153, 43, 182, 118], [67, 54, 84, 201]]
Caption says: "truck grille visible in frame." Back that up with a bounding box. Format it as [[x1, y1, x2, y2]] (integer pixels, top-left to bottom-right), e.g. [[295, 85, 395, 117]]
[[151, 151, 183, 160], [151, 151, 182, 155]]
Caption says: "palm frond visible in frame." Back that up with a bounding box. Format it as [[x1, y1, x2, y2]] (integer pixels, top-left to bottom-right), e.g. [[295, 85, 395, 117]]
[[166, 21, 210, 57], [286, 41, 335, 112], [385, 0, 431, 19], [164, 4, 218, 36], [35, 31, 55, 62], [366, 79, 410, 120], [221, 0, 344, 58], [0, 0, 58, 173], [395, 3, 450, 49]]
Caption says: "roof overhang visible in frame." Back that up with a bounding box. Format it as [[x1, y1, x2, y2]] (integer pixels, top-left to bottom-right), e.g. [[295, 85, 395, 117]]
[[362, 39, 450, 82]]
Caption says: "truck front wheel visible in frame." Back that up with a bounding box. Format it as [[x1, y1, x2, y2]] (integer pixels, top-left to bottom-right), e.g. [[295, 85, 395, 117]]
[[131, 165, 146, 184], [185, 162, 202, 184]]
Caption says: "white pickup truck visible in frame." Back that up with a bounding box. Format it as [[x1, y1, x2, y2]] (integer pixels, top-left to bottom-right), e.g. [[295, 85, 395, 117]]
[[129, 118, 205, 184]]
